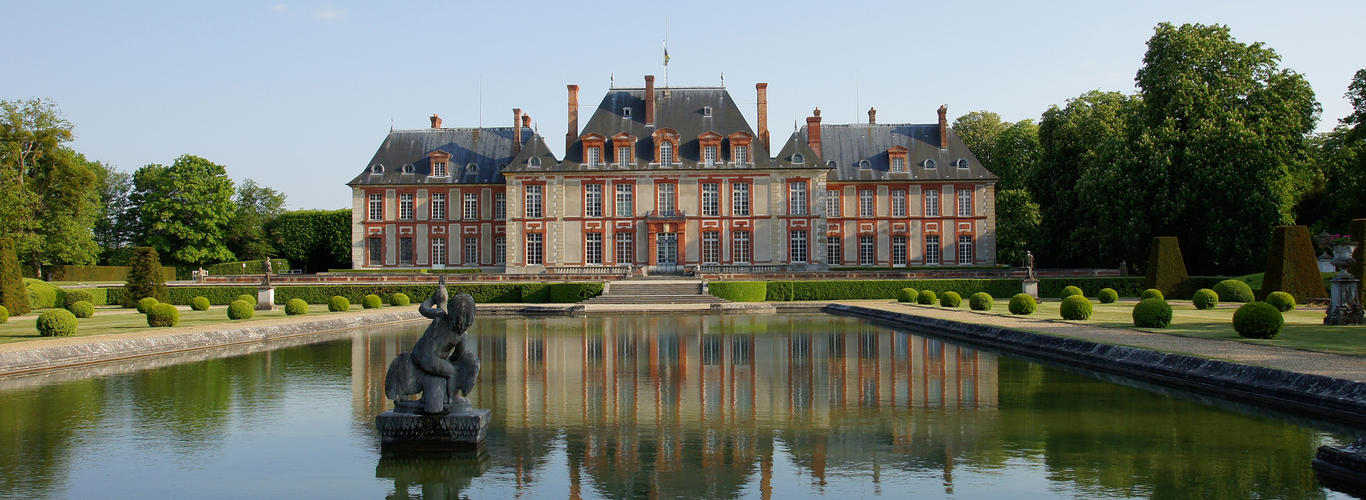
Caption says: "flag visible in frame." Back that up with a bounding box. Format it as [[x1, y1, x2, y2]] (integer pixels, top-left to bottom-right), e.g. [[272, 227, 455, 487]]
[[663, 43, 670, 66]]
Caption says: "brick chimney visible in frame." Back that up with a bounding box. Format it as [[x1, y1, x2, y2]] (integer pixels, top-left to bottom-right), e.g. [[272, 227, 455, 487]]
[[644, 75, 656, 126], [513, 108, 523, 155], [430, 114, 442, 129], [938, 105, 948, 149], [868, 107, 876, 124], [756, 83, 770, 150], [566, 84, 579, 154], [805, 108, 822, 159], [521, 114, 531, 129]]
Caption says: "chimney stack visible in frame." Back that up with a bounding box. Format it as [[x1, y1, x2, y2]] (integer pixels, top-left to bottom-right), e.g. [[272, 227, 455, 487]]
[[937, 105, 948, 149], [566, 84, 579, 154], [513, 108, 523, 155], [430, 113, 442, 129], [522, 114, 531, 129], [756, 83, 770, 150], [805, 108, 823, 159], [868, 107, 876, 124], [644, 75, 656, 126]]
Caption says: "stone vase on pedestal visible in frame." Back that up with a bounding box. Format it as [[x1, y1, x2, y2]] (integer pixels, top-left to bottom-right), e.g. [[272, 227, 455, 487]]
[[1325, 242, 1364, 325]]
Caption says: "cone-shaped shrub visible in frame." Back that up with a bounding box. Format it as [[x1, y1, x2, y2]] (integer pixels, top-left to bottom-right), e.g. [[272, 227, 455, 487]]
[[1233, 302, 1284, 339], [1098, 288, 1118, 304], [147, 303, 180, 327], [1009, 294, 1037, 315], [1132, 298, 1173, 328], [37, 309, 78, 337], [227, 299, 254, 320], [1260, 225, 1327, 301], [1060, 296, 1093, 320], [1142, 236, 1192, 299], [69, 301, 95, 318], [123, 247, 168, 307], [0, 238, 31, 316], [940, 291, 962, 308], [1192, 288, 1219, 310], [1213, 280, 1254, 303], [1265, 291, 1296, 312], [969, 292, 993, 311]]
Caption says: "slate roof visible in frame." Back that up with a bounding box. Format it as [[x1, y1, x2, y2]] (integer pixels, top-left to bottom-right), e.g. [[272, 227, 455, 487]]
[[348, 127, 546, 186], [797, 123, 998, 182]]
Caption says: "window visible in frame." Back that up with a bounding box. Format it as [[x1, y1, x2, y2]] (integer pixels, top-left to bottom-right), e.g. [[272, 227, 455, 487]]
[[617, 145, 631, 166], [925, 235, 941, 265], [891, 157, 905, 173], [585, 233, 603, 265], [732, 183, 750, 216], [615, 183, 633, 217], [402, 164, 415, 174], [701, 183, 719, 217], [703, 146, 718, 167], [858, 160, 870, 169], [793, 153, 804, 164], [788, 181, 807, 215], [733, 145, 748, 164], [892, 236, 907, 266], [622, 107, 632, 118], [660, 142, 674, 165], [585, 184, 603, 217], [529, 156, 542, 168], [924, 159, 936, 169], [431, 237, 446, 265], [825, 190, 840, 217], [464, 237, 478, 265], [789, 230, 808, 263], [657, 183, 675, 214], [524, 185, 542, 218], [732, 231, 751, 264], [495, 236, 506, 265], [859, 189, 874, 217], [958, 234, 975, 264], [702, 231, 720, 264], [892, 190, 906, 217], [826, 236, 842, 265], [495, 193, 506, 219], [957, 189, 972, 216], [463, 192, 478, 220], [466, 163, 478, 174], [703, 106, 713, 117], [925, 189, 939, 217], [371, 164, 383, 174], [586, 147, 601, 166], [368, 237, 382, 266], [859, 236, 875, 266], [432, 161, 447, 177], [827, 160, 837, 169], [399, 237, 414, 266], [399, 193, 414, 221], [956, 158, 969, 169], [615, 232, 633, 264], [368, 193, 383, 221], [525, 233, 543, 265], [430, 193, 446, 220]]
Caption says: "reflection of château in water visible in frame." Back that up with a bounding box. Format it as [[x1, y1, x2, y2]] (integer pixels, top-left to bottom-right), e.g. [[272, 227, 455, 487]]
[[352, 314, 998, 497]]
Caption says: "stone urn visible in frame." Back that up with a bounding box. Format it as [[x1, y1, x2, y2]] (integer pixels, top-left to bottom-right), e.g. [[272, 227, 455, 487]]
[[1331, 241, 1358, 277], [1325, 240, 1365, 325]]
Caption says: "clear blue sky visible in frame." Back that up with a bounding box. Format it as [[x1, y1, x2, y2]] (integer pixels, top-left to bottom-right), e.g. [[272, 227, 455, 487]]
[[4, 0, 1363, 210]]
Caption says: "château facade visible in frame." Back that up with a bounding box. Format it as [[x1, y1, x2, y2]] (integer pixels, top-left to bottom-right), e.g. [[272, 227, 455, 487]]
[[347, 75, 997, 274]]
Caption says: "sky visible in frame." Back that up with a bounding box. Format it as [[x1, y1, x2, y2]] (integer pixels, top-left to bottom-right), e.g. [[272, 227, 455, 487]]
[[4, 0, 1364, 211]]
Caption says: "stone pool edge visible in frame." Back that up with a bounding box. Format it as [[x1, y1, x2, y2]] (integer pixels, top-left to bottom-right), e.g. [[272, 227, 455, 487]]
[[825, 303, 1366, 426]]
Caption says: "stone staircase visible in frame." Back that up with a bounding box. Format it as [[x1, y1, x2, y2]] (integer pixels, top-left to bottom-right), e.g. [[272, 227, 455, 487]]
[[584, 279, 728, 304]]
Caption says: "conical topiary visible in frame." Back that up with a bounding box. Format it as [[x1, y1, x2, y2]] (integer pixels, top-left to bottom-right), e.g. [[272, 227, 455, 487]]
[[123, 247, 168, 307], [1350, 218, 1366, 306], [1260, 225, 1327, 301], [0, 238, 31, 315], [1142, 236, 1192, 299]]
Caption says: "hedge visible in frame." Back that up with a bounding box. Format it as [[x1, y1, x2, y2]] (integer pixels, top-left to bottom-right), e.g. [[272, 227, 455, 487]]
[[759, 279, 1020, 301], [0, 237, 32, 315], [109, 286, 260, 306], [48, 265, 176, 282], [708, 282, 767, 302], [1260, 226, 1328, 301], [1038, 277, 1146, 298], [1143, 236, 1192, 299], [60, 287, 108, 306], [325, 268, 482, 274], [24, 278, 62, 309], [205, 259, 291, 276], [68, 301, 95, 318]]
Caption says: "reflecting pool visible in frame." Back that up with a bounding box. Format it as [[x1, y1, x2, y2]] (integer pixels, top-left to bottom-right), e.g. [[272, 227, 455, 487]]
[[0, 314, 1356, 499]]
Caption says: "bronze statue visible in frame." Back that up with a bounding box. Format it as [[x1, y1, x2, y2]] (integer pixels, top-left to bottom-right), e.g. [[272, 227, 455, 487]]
[[384, 277, 481, 413]]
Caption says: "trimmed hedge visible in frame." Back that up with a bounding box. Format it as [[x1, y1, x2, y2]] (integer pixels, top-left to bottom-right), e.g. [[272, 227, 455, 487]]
[[917, 290, 937, 305], [62, 289, 93, 309], [328, 296, 350, 312], [1266, 291, 1296, 312], [227, 300, 254, 320], [137, 297, 160, 314], [1213, 279, 1254, 303], [108, 286, 265, 306], [363, 294, 383, 309], [1059, 296, 1093, 320], [1132, 299, 1173, 328], [0, 305, 7, 323], [37, 309, 78, 337], [206, 258, 291, 276], [1143, 236, 1192, 299], [766, 279, 1021, 301], [1141, 289, 1165, 301], [969, 292, 993, 311], [1192, 288, 1218, 310], [0, 238, 33, 315], [69, 301, 94, 318], [708, 282, 767, 302], [191, 296, 211, 311], [285, 298, 309, 315], [390, 293, 410, 306], [49, 264, 175, 282], [147, 303, 180, 327], [1059, 286, 1084, 300], [1038, 277, 1145, 299], [1233, 302, 1284, 339], [1098, 288, 1119, 304], [896, 288, 917, 303], [940, 291, 962, 308], [24, 278, 61, 309], [1260, 226, 1327, 301], [1008, 294, 1036, 315]]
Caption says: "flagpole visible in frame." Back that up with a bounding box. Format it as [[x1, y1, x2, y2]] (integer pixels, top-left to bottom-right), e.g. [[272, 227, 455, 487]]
[[663, 7, 669, 88]]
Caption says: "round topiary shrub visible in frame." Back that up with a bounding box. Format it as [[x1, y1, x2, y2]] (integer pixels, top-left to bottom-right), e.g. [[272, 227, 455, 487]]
[[1140, 289, 1165, 301], [136, 297, 159, 314], [1008, 294, 1037, 315], [1266, 291, 1296, 312], [1060, 295, 1094, 320], [1098, 288, 1119, 304], [147, 303, 180, 327], [1132, 298, 1173, 328], [62, 289, 93, 309], [1059, 286, 1084, 300], [969, 292, 993, 311], [36, 309, 78, 337], [1234, 302, 1284, 339], [390, 293, 410, 306], [191, 296, 211, 311], [227, 299, 255, 320], [917, 290, 937, 305], [285, 298, 309, 316], [68, 300, 94, 318], [1192, 288, 1219, 310], [896, 288, 918, 303], [940, 291, 962, 308], [1213, 279, 1254, 303], [363, 294, 383, 309], [237, 294, 257, 305], [328, 295, 350, 312], [0, 305, 7, 323]]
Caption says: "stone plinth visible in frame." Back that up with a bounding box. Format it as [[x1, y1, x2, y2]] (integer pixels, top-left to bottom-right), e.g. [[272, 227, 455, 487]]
[[256, 287, 275, 311], [1022, 279, 1039, 298], [1314, 438, 1366, 496], [376, 403, 490, 449]]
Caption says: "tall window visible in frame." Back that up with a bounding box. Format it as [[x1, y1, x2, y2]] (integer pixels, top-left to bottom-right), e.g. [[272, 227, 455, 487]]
[[732, 183, 750, 216], [788, 181, 807, 215], [585, 184, 603, 217], [657, 183, 675, 214], [826, 190, 841, 217], [585, 233, 603, 265], [368, 193, 383, 221], [399, 237, 414, 265], [957, 189, 972, 216], [925, 235, 941, 265], [464, 237, 478, 265], [431, 237, 446, 265], [495, 193, 506, 219], [826, 236, 842, 265], [789, 230, 808, 263], [702, 231, 720, 264], [704, 146, 718, 167], [859, 189, 874, 217], [617, 146, 631, 166], [892, 236, 907, 266], [586, 147, 601, 166], [431, 193, 447, 220], [859, 236, 875, 266], [399, 193, 414, 221], [733, 145, 748, 164], [615, 232, 633, 264], [732, 231, 751, 264], [891, 190, 906, 217], [701, 183, 719, 216], [526, 233, 543, 265], [463, 192, 478, 220], [925, 189, 940, 217], [958, 235, 974, 264], [524, 185, 542, 218], [368, 237, 382, 265], [432, 161, 447, 177], [615, 183, 633, 217], [660, 142, 674, 165], [891, 157, 905, 173], [495, 236, 506, 265]]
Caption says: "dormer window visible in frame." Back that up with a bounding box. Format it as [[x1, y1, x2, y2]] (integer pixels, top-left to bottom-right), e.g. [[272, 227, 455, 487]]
[[529, 156, 542, 168], [466, 163, 478, 174], [587, 146, 601, 166], [402, 164, 415, 174], [956, 158, 969, 169], [888, 146, 909, 173], [432, 161, 447, 177], [733, 145, 748, 164], [653, 128, 680, 166], [617, 145, 632, 166], [727, 131, 754, 165], [924, 159, 937, 169], [622, 107, 632, 118], [703, 146, 717, 167], [827, 160, 837, 169], [660, 142, 674, 165], [793, 153, 804, 164], [858, 160, 870, 169], [611, 132, 635, 167], [697, 131, 723, 167], [580, 133, 607, 167], [703, 106, 713, 117], [371, 164, 384, 174]]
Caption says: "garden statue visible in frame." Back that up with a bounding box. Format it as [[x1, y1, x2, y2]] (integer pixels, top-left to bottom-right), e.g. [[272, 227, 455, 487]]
[[1021, 250, 1040, 298], [1025, 251, 1036, 280]]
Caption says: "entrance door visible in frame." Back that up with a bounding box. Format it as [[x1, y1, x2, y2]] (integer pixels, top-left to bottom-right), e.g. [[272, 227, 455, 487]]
[[656, 232, 678, 272]]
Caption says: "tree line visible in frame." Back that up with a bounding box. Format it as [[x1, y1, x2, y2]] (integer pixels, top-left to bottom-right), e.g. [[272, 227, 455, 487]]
[[958, 23, 1366, 275]]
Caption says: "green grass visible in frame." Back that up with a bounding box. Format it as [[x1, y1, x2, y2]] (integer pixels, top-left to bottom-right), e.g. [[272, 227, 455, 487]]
[[0, 303, 377, 344], [913, 299, 1366, 356]]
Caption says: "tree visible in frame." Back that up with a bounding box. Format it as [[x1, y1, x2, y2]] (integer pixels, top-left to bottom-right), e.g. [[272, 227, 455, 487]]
[[131, 155, 237, 266], [266, 209, 352, 272], [989, 120, 1041, 191], [952, 111, 1008, 170], [994, 189, 1040, 266], [0, 238, 31, 315], [226, 179, 287, 261], [28, 148, 102, 272], [92, 163, 137, 256], [0, 99, 72, 188], [1300, 69, 1366, 232], [123, 247, 168, 306]]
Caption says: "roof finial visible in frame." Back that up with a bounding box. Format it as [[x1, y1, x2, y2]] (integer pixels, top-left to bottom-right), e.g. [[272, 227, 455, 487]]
[[610, 73, 615, 89]]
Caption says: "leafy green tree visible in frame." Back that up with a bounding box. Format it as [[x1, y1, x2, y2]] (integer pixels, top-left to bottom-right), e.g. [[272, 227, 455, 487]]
[[266, 209, 352, 272], [0, 237, 31, 315], [92, 163, 138, 257], [995, 188, 1041, 266], [123, 247, 168, 306], [952, 111, 1008, 170], [989, 120, 1041, 191], [28, 148, 102, 272], [226, 179, 287, 261], [131, 155, 237, 266], [1299, 69, 1366, 232]]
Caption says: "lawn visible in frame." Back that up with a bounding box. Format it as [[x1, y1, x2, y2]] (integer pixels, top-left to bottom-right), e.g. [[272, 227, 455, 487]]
[[0, 304, 380, 345], [914, 299, 1366, 356]]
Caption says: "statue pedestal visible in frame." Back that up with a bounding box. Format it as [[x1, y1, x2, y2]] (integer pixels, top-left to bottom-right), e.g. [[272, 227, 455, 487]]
[[256, 287, 275, 311], [1022, 279, 1039, 298], [376, 402, 490, 450]]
